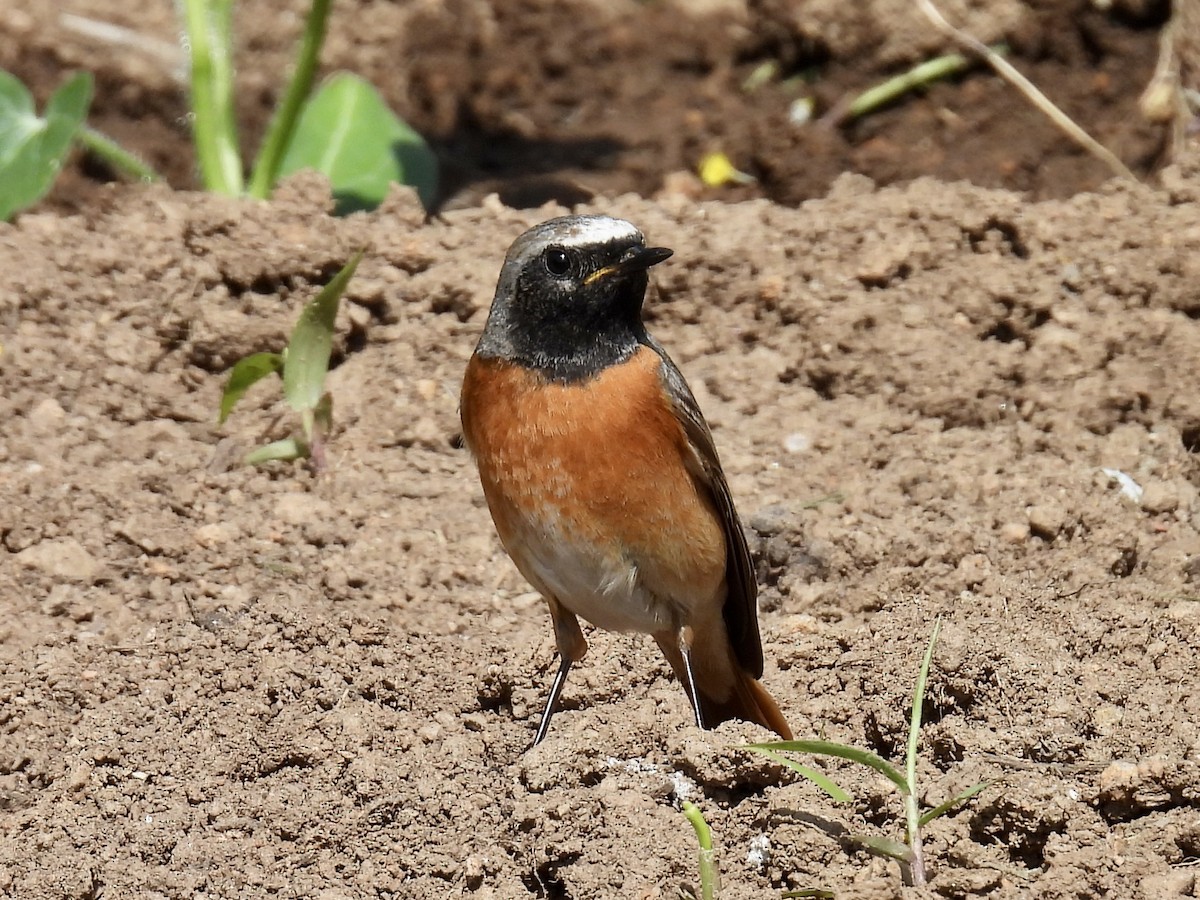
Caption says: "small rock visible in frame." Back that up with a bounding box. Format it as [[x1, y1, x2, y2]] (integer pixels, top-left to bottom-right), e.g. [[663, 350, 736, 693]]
[[27, 398, 66, 433], [1027, 503, 1067, 540], [999, 521, 1030, 543], [15, 539, 100, 581], [194, 522, 238, 548], [1182, 555, 1200, 582], [954, 553, 991, 588], [65, 763, 93, 792], [1140, 481, 1179, 514], [275, 493, 335, 526], [782, 432, 810, 453], [748, 504, 792, 536], [1091, 704, 1124, 736], [1140, 870, 1195, 897], [1098, 760, 1139, 794]]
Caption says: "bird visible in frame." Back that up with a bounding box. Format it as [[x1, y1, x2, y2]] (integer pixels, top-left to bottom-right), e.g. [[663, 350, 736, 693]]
[[460, 214, 791, 745]]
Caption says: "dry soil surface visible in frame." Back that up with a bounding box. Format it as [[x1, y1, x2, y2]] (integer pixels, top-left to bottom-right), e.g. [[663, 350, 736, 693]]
[[3, 156, 1200, 897]]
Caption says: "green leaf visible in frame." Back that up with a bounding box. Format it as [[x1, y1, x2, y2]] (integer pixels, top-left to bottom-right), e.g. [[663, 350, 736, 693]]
[[782, 890, 835, 899], [919, 782, 988, 827], [745, 740, 909, 794], [245, 437, 306, 465], [218, 351, 284, 423], [0, 70, 93, 220], [850, 833, 913, 862], [906, 618, 942, 797], [746, 748, 852, 803], [282, 252, 363, 415], [278, 72, 438, 213]]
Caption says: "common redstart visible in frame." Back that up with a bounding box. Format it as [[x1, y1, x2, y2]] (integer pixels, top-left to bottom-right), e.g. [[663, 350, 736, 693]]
[[461, 215, 791, 745]]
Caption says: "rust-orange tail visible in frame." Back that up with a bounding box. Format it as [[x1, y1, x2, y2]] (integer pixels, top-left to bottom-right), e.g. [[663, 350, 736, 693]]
[[655, 634, 792, 740]]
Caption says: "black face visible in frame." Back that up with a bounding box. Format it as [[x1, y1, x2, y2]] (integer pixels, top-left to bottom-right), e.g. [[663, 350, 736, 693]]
[[517, 239, 647, 321], [477, 217, 673, 383]]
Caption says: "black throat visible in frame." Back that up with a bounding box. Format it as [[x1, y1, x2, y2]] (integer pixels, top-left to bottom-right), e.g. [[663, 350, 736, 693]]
[[476, 266, 651, 384], [477, 313, 646, 383]]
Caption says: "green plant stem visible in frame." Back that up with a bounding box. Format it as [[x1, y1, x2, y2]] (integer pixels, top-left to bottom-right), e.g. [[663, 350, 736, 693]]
[[904, 617, 942, 886], [682, 801, 719, 900], [247, 0, 333, 198], [845, 52, 974, 122], [76, 127, 161, 182], [183, 0, 242, 194]]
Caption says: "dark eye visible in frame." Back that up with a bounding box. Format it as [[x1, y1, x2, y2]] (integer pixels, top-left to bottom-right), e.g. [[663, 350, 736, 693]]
[[543, 247, 571, 277]]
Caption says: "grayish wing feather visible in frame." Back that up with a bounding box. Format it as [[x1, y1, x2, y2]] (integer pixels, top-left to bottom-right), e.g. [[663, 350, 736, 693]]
[[644, 336, 764, 677]]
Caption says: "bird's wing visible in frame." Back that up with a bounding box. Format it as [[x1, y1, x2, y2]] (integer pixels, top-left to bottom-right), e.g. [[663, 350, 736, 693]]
[[644, 336, 764, 677]]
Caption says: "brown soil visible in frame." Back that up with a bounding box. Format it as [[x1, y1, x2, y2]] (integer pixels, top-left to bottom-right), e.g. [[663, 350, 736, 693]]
[[4, 2, 1200, 899], [0, 0, 1175, 211]]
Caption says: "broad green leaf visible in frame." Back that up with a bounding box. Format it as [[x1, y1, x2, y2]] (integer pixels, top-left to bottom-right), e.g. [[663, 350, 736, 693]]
[[218, 351, 284, 423], [278, 72, 438, 213], [745, 740, 909, 794], [919, 782, 988, 827], [245, 437, 306, 465], [850, 833, 913, 862], [747, 748, 852, 803], [0, 71, 93, 221], [283, 252, 363, 415]]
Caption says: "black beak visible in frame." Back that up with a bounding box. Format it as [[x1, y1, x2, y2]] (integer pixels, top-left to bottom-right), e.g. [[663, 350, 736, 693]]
[[586, 245, 673, 285], [621, 245, 673, 272]]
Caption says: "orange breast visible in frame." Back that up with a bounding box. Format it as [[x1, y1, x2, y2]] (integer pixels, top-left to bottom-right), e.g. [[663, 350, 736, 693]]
[[461, 346, 726, 630]]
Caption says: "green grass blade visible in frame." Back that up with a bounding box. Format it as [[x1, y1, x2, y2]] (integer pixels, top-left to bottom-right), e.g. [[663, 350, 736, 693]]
[[681, 801, 719, 900], [782, 890, 835, 899], [0, 70, 92, 220], [278, 72, 438, 213], [851, 833, 913, 862], [182, 0, 242, 194], [744, 748, 852, 803], [245, 437, 306, 465], [799, 491, 844, 509], [919, 782, 987, 827], [906, 618, 942, 798], [845, 52, 971, 122], [218, 351, 284, 423], [75, 126, 161, 182], [247, 0, 332, 198], [282, 252, 363, 414], [745, 740, 908, 794]]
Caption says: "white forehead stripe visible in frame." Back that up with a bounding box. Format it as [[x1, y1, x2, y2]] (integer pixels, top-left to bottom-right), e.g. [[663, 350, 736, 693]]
[[556, 216, 643, 248]]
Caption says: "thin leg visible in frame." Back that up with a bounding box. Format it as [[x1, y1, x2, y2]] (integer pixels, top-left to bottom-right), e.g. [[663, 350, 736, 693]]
[[532, 655, 573, 746], [678, 626, 705, 730]]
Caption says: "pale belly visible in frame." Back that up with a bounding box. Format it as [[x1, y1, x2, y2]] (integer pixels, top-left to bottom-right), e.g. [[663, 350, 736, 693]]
[[499, 494, 684, 634]]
